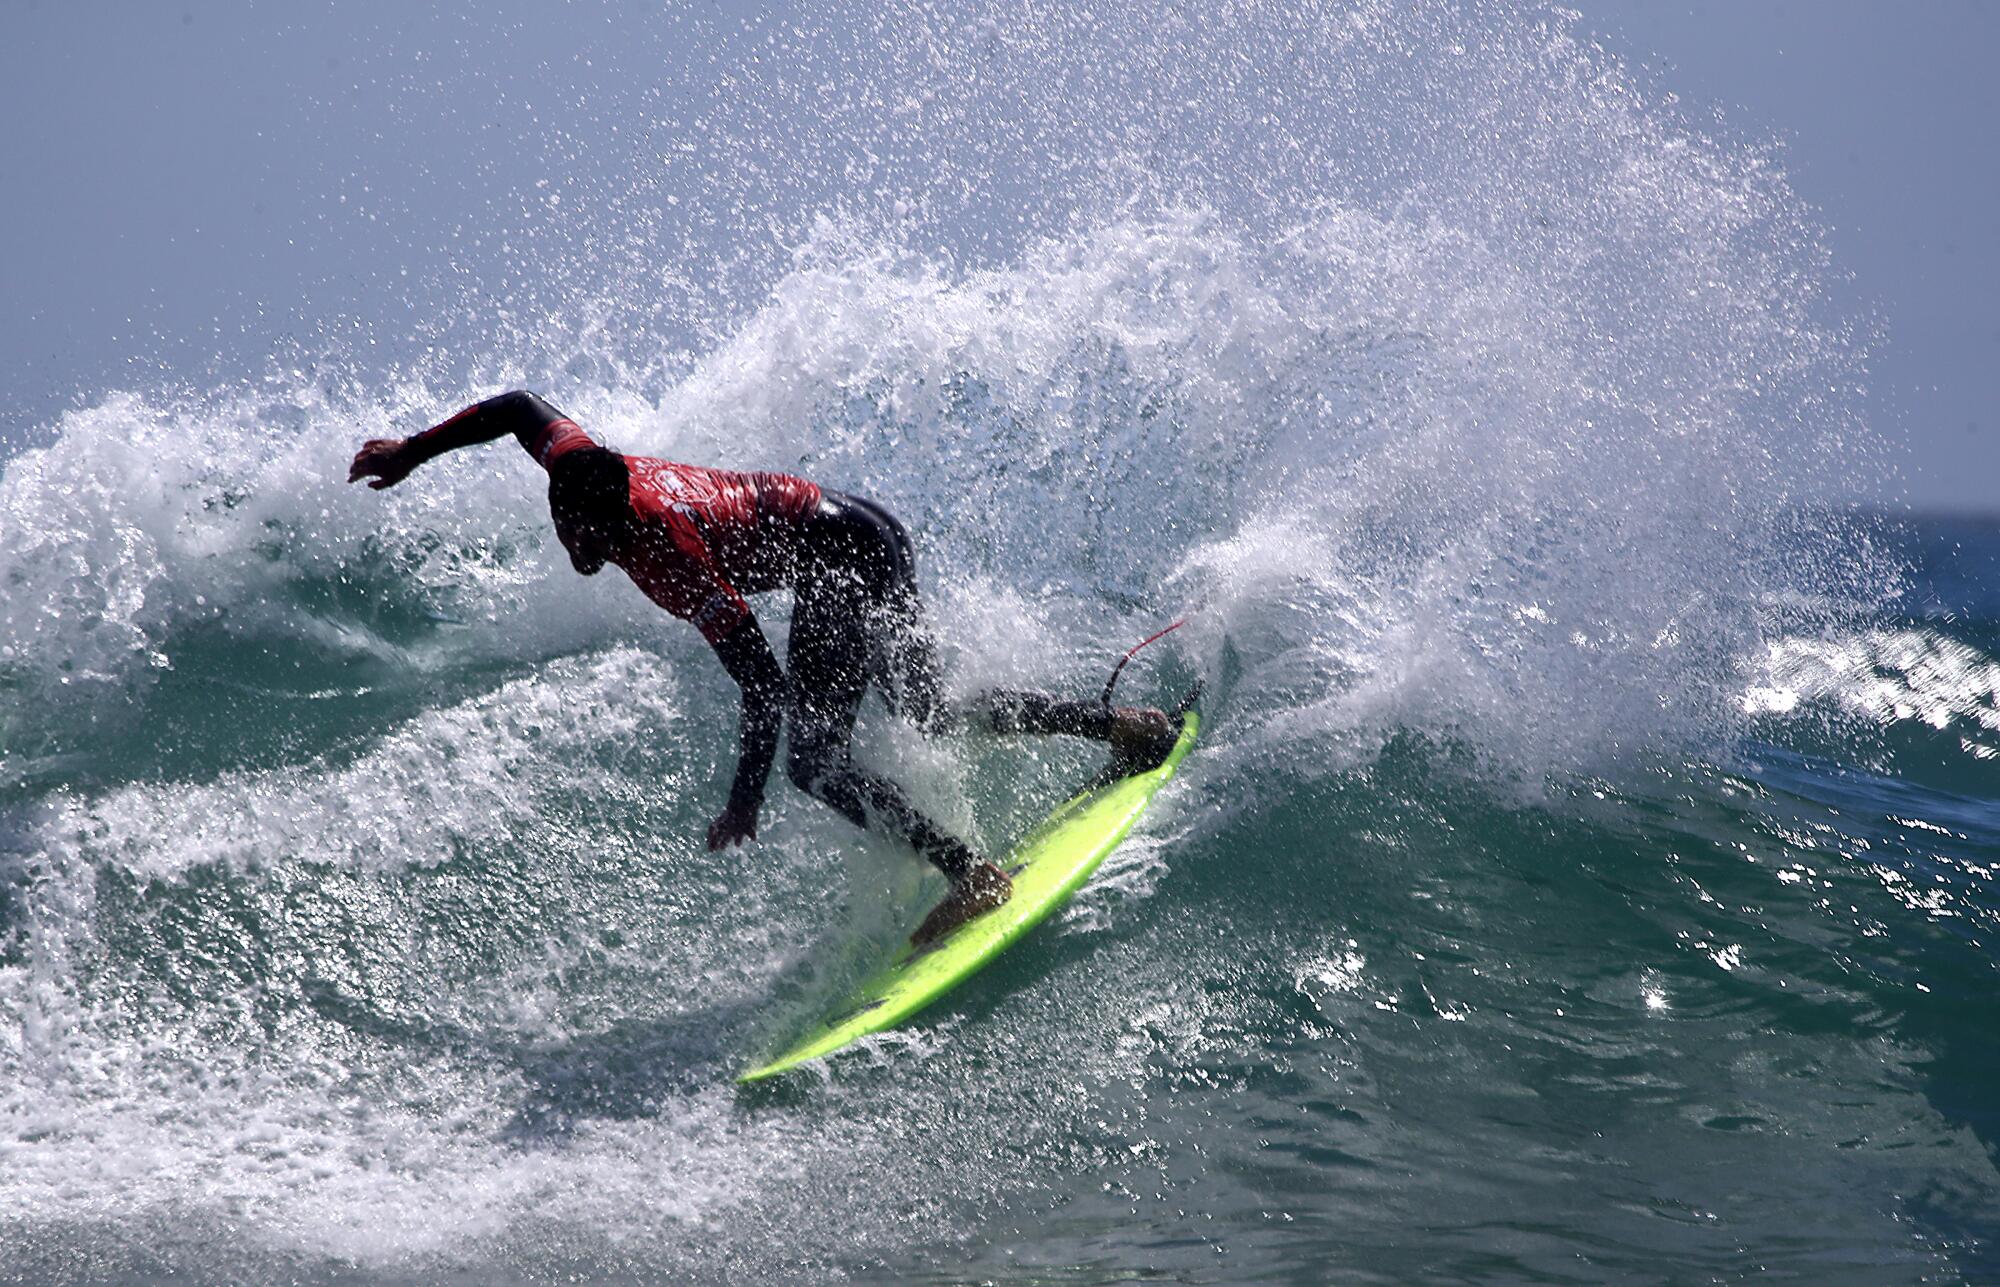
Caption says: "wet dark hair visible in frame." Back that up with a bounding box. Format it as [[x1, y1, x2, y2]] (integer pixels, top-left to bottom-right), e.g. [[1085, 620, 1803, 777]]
[[547, 446, 630, 523]]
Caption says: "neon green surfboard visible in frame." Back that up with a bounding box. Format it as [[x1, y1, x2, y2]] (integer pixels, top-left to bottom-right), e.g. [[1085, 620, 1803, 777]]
[[739, 710, 1200, 1082]]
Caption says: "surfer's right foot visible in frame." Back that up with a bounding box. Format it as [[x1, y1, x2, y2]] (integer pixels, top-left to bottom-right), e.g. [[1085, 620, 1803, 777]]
[[1107, 705, 1177, 777], [911, 861, 1013, 947]]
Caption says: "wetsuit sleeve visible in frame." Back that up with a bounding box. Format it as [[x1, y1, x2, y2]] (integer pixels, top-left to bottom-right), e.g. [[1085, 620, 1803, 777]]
[[404, 390, 581, 467], [709, 615, 788, 815]]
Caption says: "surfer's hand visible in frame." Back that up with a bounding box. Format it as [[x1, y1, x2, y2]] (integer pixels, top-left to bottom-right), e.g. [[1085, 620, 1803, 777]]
[[708, 801, 759, 850], [348, 438, 417, 490]]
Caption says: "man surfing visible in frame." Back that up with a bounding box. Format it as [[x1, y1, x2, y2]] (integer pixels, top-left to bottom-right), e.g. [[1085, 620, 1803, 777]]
[[348, 391, 1177, 944]]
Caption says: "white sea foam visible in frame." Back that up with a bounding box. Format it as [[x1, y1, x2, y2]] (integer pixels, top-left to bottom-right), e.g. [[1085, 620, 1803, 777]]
[[16, 650, 683, 881]]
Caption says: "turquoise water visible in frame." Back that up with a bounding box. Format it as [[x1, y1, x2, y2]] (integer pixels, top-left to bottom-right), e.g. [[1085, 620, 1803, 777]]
[[4, 2, 1997, 1281]]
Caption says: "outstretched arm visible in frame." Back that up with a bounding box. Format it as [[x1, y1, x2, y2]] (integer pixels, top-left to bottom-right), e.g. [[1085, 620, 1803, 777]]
[[706, 615, 790, 850], [347, 390, 570, 489]]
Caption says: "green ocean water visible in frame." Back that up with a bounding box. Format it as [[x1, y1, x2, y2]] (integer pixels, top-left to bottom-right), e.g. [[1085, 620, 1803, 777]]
[[5, 2, 1998, 1281]]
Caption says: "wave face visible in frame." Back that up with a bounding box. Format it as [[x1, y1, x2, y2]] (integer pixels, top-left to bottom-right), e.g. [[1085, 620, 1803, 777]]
[[5, 2, 1996, 1281]]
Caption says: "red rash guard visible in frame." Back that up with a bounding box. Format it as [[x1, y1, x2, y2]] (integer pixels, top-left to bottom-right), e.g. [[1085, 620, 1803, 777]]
[[528, 420, 822, 642]]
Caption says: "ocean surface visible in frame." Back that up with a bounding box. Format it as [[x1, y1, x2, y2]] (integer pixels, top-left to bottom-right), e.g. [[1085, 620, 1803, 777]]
[[4, 3, 1997, 1282]]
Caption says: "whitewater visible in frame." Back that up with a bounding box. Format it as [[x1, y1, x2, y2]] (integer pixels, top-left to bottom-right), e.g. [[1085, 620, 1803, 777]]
[[3, 2, 1996, 1281]]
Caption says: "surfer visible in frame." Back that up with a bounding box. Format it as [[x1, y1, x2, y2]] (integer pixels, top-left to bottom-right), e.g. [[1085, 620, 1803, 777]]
[[348, 390, 1178, 944]]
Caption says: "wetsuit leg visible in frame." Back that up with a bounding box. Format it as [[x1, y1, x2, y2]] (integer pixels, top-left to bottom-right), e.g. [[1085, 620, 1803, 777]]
[[819, 494, 1115, 741], [970, 689, 1114, 740], [819, 494, 951, 732], [786, 517, 980, 881]]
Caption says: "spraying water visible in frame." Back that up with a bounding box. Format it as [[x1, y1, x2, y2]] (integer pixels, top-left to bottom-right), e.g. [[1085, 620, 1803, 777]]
[[5, 2, 1994, 1280]]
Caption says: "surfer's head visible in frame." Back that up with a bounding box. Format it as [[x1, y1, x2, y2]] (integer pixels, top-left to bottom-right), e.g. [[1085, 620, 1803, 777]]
[[547, 446, 630, 576]]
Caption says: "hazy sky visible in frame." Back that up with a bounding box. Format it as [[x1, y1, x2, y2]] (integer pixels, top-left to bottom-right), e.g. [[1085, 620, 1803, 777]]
[[4, 1, 1994, 510]]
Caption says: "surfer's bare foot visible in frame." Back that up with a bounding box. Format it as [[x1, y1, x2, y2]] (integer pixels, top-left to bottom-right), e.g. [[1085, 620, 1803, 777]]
[[1107, 705, 1176, 777], [911, 861, 1013, 947]]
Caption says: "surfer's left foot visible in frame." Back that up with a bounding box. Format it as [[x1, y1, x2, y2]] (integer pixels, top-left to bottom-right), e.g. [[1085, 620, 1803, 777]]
[[1107, 705, 1177, 777], [912, 861, 1013, 947]]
